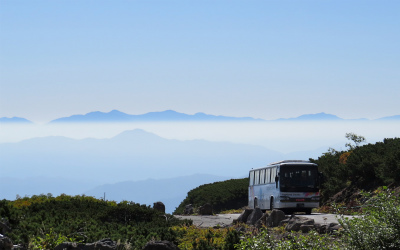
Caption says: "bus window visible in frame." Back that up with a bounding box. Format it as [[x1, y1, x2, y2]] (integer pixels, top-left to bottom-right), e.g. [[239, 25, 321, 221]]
[[271, 167, 276, 183], [260, 169, 265, 184], [255, 170, 260, 185], [249, 171, 254, 186], [266, 168, 271, 183]]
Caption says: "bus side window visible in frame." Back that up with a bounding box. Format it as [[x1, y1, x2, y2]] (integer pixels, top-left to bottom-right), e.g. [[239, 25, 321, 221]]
[[249, 171, 254, 186], [266, 168, 271, 183], [271, 167, 276, 183], [260, 169, 265, 184], [255, 170, 260, 185]]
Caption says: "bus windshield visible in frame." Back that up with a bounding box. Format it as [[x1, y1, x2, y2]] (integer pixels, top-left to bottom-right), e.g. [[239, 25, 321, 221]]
[[279, 165, 319, 192]]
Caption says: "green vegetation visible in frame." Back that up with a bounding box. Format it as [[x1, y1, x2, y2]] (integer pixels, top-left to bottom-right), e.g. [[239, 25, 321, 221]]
[[173, 178, 249, 215], [0, 194, 191, 249], [172, 225, 240, 250], [236, 187, 400, 250], [311, 136, 400, 204], [1, 135, 399, 249], [336, 187, 400, 249], [237, 229, 341, 250]]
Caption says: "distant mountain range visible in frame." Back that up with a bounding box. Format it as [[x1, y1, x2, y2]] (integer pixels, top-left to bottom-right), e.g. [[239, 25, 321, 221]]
[[0, 117, 33, 123], [0, 129, 283, 183], [49, 110, 263, 123], [1, 110, 399, 124]]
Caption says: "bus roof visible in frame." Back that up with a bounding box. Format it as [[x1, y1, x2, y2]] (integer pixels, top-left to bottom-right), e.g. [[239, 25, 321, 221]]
[[250, 160, 317, 171], [269, 160, 312, 165]]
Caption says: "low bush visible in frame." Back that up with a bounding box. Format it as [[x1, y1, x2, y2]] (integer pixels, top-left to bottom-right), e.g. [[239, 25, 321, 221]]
[[171, 225, 240, 250], [336, 187, 400, 250], [0, 194, 189, 249], [174, 178, 249, 215], [236, 229, 341, 250]]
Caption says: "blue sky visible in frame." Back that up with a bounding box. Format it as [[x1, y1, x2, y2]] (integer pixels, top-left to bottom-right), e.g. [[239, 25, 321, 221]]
[[1, 0, 399, 122]]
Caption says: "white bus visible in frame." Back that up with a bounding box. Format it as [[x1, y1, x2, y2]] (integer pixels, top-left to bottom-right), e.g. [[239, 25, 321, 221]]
[[248, 160, 321, 214]]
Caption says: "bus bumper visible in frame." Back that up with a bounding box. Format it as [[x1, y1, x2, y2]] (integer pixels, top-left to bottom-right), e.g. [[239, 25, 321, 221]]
[[275, 201, 319, 209]]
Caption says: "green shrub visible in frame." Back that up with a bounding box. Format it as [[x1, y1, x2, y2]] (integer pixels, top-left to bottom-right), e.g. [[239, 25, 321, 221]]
[[236, 229, 341, 250], [174, 178, 249, 215], [0, 194, 188, 249], [171, 225, 239, 250], [336, 187, 400, 250]]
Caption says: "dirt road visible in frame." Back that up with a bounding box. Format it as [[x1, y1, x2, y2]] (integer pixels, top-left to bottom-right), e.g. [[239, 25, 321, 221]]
[[175, 213, 352, 228]]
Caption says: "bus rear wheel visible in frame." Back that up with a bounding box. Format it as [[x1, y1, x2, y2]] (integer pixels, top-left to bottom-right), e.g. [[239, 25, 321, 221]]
[[305, 208, 312, 215]]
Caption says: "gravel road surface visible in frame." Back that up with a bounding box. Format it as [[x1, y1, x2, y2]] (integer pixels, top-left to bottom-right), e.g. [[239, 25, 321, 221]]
[[175, 213, 352, 228]]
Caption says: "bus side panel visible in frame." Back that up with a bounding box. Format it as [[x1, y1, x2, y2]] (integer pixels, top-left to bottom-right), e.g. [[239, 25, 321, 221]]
[[252, 183, 278, 210], [248, 186, 255, 209]]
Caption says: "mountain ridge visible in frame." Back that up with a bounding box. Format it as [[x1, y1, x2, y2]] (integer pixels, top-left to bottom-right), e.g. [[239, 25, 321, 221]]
[[2, 110, 400, 124], [0, 129, 284, 184], [0, 117, 33, 123], [49, 110, 264, 123]]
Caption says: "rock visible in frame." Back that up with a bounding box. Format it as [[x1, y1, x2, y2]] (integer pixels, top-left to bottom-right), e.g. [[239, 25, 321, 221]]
[[153, 202, 166, 213], [278, 218, 291, 226], [0, 235, 13, 250], [327, 223, 342, 234], [314, 222, 342, 234], [142, 240, 180, 250], [86, 238, 117, 250], [184, 204, 193, 215], [314, 223, 327, 234], [198, 204, 213, 215], [300, 224, 314, 233], [285, 216, 315, 232], [234, 209, 253, 224], [54, 242, 85, 250], [55, 238, 119, 250], [255, 213, 269, 228], [265, 209, 286, 227], [246, 207, 263, 225]]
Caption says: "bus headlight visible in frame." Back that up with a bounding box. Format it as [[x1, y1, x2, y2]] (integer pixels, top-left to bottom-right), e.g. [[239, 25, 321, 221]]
[[280, 196, 290, 201]]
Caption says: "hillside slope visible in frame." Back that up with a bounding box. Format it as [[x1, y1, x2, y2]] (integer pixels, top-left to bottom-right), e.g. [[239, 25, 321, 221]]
[[174, 178, 249, 214]]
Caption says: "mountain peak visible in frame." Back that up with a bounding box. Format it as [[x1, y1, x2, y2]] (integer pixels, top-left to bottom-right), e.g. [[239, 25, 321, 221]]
[[277, 113, 342, 121], [0, 117, 33, 124]]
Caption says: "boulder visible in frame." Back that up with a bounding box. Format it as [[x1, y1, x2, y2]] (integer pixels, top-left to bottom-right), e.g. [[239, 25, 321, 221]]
[[55, 238, 119, 250], [327, 223, 342, 234], [0, 235, 13, 250], [246, 208, 263, 225], [184, 204, 193, 215], [142, 240, 180, 250], [265, 209, 286, 227], [234, 209, 253, 224], [285, 216, 315, 232], [54, 242, 85, 250], [198, 204, 213, 215], [255, 213, 269, 228], [314, 222, 342, 234], [153, 202, 166, 213], [300, 224, 314, 233]]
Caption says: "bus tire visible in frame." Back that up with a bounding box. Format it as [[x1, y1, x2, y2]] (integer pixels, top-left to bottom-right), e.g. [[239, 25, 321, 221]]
[[270, 198, 274, 211], [254, 198, 258, 208], [305, 208, 312, 215]]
